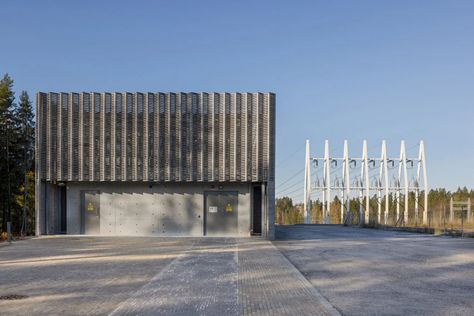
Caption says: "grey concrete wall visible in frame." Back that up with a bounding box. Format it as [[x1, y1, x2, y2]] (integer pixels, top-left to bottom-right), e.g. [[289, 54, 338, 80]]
[[64, 182, 251, 237]]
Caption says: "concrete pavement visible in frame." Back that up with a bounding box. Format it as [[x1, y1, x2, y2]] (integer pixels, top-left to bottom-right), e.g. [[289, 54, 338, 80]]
[[2, 226, 472, 315], [0, 236, 338, 316], [274, 225, 474, 316]]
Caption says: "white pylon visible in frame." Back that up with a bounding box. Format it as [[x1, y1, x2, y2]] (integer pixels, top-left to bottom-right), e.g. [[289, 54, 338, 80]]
[[361, 140, 370, 225], [303, 140, 311, 224], [416, 140, 428, 225], [341, 140, 350, 224], [379, 140, 389, 225], [396, 141, 409, 225], [306, 140, 428, 227], [321, 140, 331, 224], [358, 178, 364, 225]]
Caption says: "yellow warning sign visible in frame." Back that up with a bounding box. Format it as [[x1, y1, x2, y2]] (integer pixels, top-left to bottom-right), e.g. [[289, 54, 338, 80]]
[[225, 203, 233, 212], [86, 202, 94, 212]]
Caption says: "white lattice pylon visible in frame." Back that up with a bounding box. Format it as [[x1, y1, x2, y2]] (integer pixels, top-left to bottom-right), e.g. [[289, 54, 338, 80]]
[[379, 140, 389, 225], [416, 141, 428, 225], [396, 141, 409, 224], [303, 139, 311, 224], [322, 140, 331, 224], [361, 140, 370, 224], [306, 139, 428, 226], [341, 140, 350, 224]]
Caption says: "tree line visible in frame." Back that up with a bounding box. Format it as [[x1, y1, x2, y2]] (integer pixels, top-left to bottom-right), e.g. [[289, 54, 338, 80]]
[[0, 73, 35, 236], [276, 187, 474, 227]]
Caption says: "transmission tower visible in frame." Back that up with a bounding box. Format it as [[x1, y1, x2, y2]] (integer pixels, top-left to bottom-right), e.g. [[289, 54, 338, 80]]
[[303, 140, 428, 226]]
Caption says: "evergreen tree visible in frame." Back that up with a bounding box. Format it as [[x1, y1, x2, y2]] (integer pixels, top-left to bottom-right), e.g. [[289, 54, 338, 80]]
[[17, 91, 35, 235], [0, 73, 16, 231]]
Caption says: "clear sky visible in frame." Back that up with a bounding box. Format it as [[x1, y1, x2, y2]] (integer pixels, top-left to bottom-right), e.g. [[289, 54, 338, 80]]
[[1, 0, 473, 200]]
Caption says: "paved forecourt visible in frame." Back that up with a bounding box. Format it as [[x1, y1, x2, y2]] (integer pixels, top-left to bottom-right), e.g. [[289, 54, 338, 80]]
[[0, 236, 338, 316], [274, 225, 474, 316]]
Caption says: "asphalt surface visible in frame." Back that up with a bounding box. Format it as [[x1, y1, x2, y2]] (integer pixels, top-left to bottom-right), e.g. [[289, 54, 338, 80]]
[[274, 225, 474, 316]]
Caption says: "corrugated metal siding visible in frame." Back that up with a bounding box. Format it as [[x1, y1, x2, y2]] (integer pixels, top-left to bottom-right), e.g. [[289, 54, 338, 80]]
[[36, 92, 275, 183]]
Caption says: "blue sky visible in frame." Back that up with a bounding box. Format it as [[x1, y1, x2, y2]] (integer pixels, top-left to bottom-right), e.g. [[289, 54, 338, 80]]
[[1, 0, 473, 200]]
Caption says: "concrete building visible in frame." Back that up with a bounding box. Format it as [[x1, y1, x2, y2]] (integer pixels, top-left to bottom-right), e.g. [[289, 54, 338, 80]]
[[35, 92, 275, 238]]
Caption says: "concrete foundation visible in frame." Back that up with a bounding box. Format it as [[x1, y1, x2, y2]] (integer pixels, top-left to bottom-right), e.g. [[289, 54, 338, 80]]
[[38, 182, 257, 237]]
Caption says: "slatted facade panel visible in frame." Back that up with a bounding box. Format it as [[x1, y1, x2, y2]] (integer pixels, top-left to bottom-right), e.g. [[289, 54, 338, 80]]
[[81, 94, 89, 180], [268, 93, 276, 182], [158, 93, 166, 181], [48, 93, 58, 181], [114, 93, 123, 180], [136, 93, 144, 181], [92, 93, 100, 181], [202, 93, 210, 181], [71, 93, 80, 181], [213, 93, 220, 181], [36, 92, 275, 183], [147, 93, 155, 181], [104, 93, 112, 181], [59, 93, 68, 180]]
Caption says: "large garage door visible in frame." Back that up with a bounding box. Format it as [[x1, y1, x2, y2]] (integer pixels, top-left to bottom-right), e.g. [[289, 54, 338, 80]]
[[98, 191, 204, 236], [204, 191, 238, 236]]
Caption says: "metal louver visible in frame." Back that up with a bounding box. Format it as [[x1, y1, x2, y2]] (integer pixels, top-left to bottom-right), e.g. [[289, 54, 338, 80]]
[[36, 92, 275, 183]]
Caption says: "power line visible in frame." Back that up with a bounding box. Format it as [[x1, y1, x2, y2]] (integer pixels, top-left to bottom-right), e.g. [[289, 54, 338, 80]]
[[276, 166, 305, 188], [276, 145, 305, 169], [277, 174, 305, 194], [278, 186, 303, 197], [277, 181, 303, 196]]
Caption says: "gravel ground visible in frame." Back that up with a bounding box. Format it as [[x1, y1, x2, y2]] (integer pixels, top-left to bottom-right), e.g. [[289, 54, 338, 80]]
[[274, 225, 474, 316]]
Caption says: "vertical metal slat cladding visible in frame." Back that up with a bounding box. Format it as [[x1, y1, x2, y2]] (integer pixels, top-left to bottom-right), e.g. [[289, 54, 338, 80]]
[[56, 93, 63, 181], [192, 93, 200, 181], [263, 93, 269, 181], [178, 93, 186, 181], [45, 93, 51, 181], [114, 93, 123, 181], [40, 94, 51, 179], [36, 91, 274, 184], [202, 93, 210, 181], [92, 93, 100, 181], [187, 93, 194, 181], [207, 93, 214, 181], [125, 93, 133, 180], [146, 93, 155, 181], [251, 93, 258, 181], [213, 93, 220, 181], [60, 93, 69, 181], [99, 93, 106, 181], [230, 93, 237, 181], [49, 93, 58, 181], [72, 93, 80, 181], [82, 93, 87, 180], [158, 93, 165, 181], [219, 93, 226, 182], [224, 93, 231, 181], [104, 93, 112, 181], [67, 93, 73, 180], [269, 93, 276, 182], [258, 93, 264, 180], [135, 93, 143, 181]]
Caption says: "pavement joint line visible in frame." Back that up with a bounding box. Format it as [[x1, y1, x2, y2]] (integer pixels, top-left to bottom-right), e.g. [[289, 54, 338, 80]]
[[268, 241, 342, 316], [108, 238, 239, 316], [107, 241, 197, 316]]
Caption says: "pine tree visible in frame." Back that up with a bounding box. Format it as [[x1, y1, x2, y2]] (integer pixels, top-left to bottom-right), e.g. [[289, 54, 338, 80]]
[[0, 73, 16, 231], [17, 91, 35, 235]]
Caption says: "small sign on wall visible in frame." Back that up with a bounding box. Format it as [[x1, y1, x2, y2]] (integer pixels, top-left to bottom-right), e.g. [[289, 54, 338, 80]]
[[209, 206, 218, 213], [87, 202, 94, 212]]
